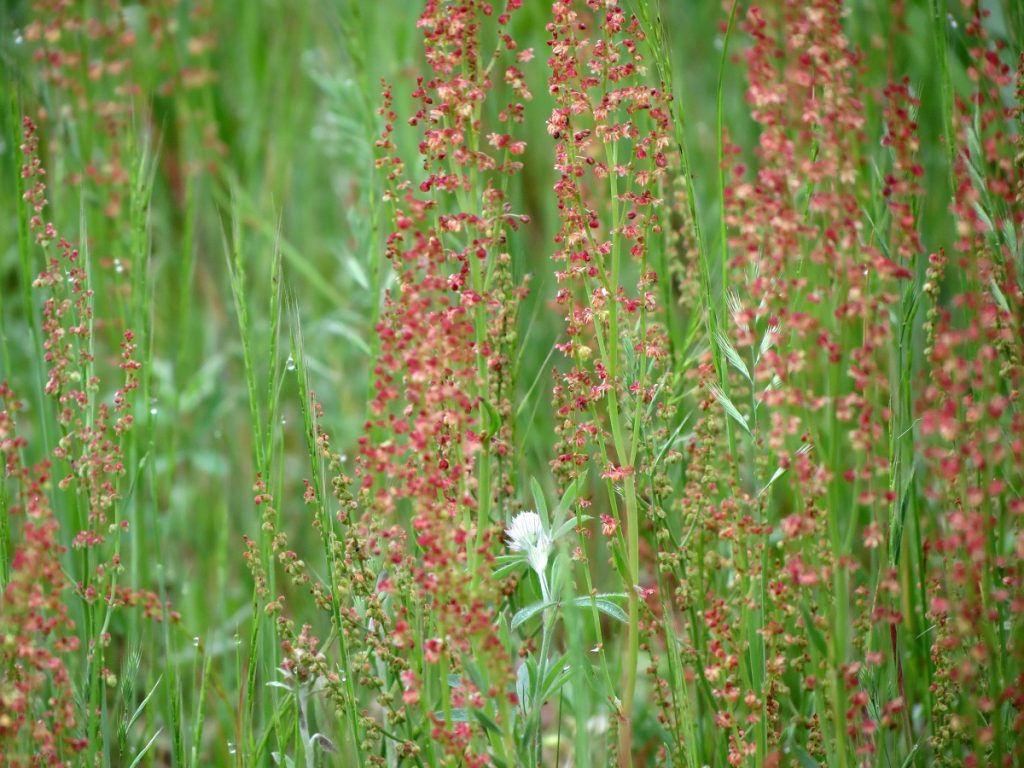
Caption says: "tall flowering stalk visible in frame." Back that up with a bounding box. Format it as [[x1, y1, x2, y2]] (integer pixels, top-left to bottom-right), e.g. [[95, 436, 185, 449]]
[[236, 3, 534, 764], [658, 0, 1024, 764], [546, 1, 674, 762], [721, 2, 885, 761], [915, 5, 1024, 762], [0, 387, 84, 766], [0, 117, 164, 765], [350, 0, 531, 763]]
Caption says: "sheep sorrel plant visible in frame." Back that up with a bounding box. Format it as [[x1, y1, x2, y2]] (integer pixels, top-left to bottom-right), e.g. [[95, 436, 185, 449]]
[[2, 0, 1023, 766], [2, 116, 171, 766]]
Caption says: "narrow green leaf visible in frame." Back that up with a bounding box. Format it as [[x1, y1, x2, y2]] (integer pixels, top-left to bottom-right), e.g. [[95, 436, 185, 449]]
[[343, 254, 370, 290], [472, 707, 503, 736], [899, 744, 920, 768], [482, 398, 501, 440], [127, 729, 163, 768], [511, 601, 554, 631], [552, 469, 588, 529], [653, 410, 693, 467], [515, 661, 533, 713], [593, 599, 628, 623], [572, 596, 628, 623], [990, 278, 1010, 314], [715, 330, 751, 382], [610, 539, 631, 581], [320, 318, 371, 355], [541, 663, 573, 702], [530, 477, 550, 527], [889, 465, 917, 567], [709, 383, 750, 434], [493, 559, 527, 580], [551, 514, 592, 542], [758, 324, 780, 362], [125, 675, 163, 732], [759, 466, 787, 497]]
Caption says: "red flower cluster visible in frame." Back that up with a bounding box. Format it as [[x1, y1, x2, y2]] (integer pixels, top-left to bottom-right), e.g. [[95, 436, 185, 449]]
[[355, 1, 532, 761], [1, 117, 170, 762], [0, 388, 85, 766]]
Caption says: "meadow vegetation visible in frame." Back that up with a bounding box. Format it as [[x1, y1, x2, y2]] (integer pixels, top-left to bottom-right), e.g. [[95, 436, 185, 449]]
[[1, 0, 1022, 766]]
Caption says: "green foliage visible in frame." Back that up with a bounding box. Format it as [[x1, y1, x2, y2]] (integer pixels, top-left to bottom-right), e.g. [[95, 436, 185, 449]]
[[0, 1, 1021, 766]]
